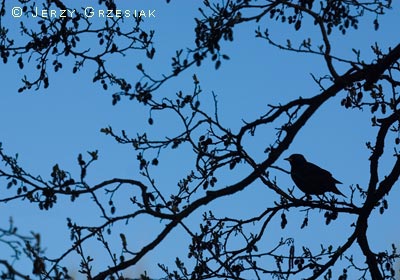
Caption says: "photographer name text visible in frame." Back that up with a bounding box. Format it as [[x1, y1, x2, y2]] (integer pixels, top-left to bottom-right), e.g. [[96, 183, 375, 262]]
[[12, 6, 156, 19]]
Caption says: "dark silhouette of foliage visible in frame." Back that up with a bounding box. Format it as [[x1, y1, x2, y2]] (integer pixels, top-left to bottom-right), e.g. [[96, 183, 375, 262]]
[[1, 0, 399, 279]]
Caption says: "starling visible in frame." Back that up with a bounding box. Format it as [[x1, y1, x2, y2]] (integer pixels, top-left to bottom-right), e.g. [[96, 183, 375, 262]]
[[285, 154, 346, 197]]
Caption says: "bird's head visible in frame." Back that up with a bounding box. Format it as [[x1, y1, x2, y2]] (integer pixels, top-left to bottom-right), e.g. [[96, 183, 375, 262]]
[[284, 154, 307, 165]]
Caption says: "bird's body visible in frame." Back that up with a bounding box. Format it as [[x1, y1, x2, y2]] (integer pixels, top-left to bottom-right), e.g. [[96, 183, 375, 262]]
[[285, 154, 346, 197]]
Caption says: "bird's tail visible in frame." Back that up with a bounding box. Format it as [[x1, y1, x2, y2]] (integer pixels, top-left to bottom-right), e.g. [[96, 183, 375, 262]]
[[333, 188, 347, 197]]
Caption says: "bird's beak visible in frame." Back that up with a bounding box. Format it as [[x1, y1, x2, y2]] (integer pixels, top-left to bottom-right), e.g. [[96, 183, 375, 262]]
[[284, 157, 291, 162]]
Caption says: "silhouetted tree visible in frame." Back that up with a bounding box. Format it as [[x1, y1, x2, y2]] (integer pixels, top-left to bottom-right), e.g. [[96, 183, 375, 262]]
[[1, 0, 399, 279]]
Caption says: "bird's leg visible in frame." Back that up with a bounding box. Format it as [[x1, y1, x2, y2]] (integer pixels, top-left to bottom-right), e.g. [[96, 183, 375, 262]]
[[317, 194, 329, 202]]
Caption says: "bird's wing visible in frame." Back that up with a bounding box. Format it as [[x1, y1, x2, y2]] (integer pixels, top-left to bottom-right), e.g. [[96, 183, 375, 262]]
[[305, 162, 331, 175], [306, 162, 342, 184]]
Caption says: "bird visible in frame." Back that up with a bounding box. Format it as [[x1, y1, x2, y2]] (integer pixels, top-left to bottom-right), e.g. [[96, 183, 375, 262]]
[[284, 154, 346, 197]]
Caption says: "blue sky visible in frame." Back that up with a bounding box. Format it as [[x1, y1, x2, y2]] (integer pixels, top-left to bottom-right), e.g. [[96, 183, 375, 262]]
[[1, 0, 400, 278]]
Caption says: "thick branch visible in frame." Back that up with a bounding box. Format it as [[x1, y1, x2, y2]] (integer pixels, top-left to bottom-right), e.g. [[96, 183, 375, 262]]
[[364, 44, 400, 90]]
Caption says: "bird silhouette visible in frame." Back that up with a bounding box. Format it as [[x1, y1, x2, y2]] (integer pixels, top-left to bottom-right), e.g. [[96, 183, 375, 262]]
[[285, 154, 346, 197]]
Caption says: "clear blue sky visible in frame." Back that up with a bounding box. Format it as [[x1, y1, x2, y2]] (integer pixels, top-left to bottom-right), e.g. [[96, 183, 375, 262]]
[[1, 0, 399, 278]]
